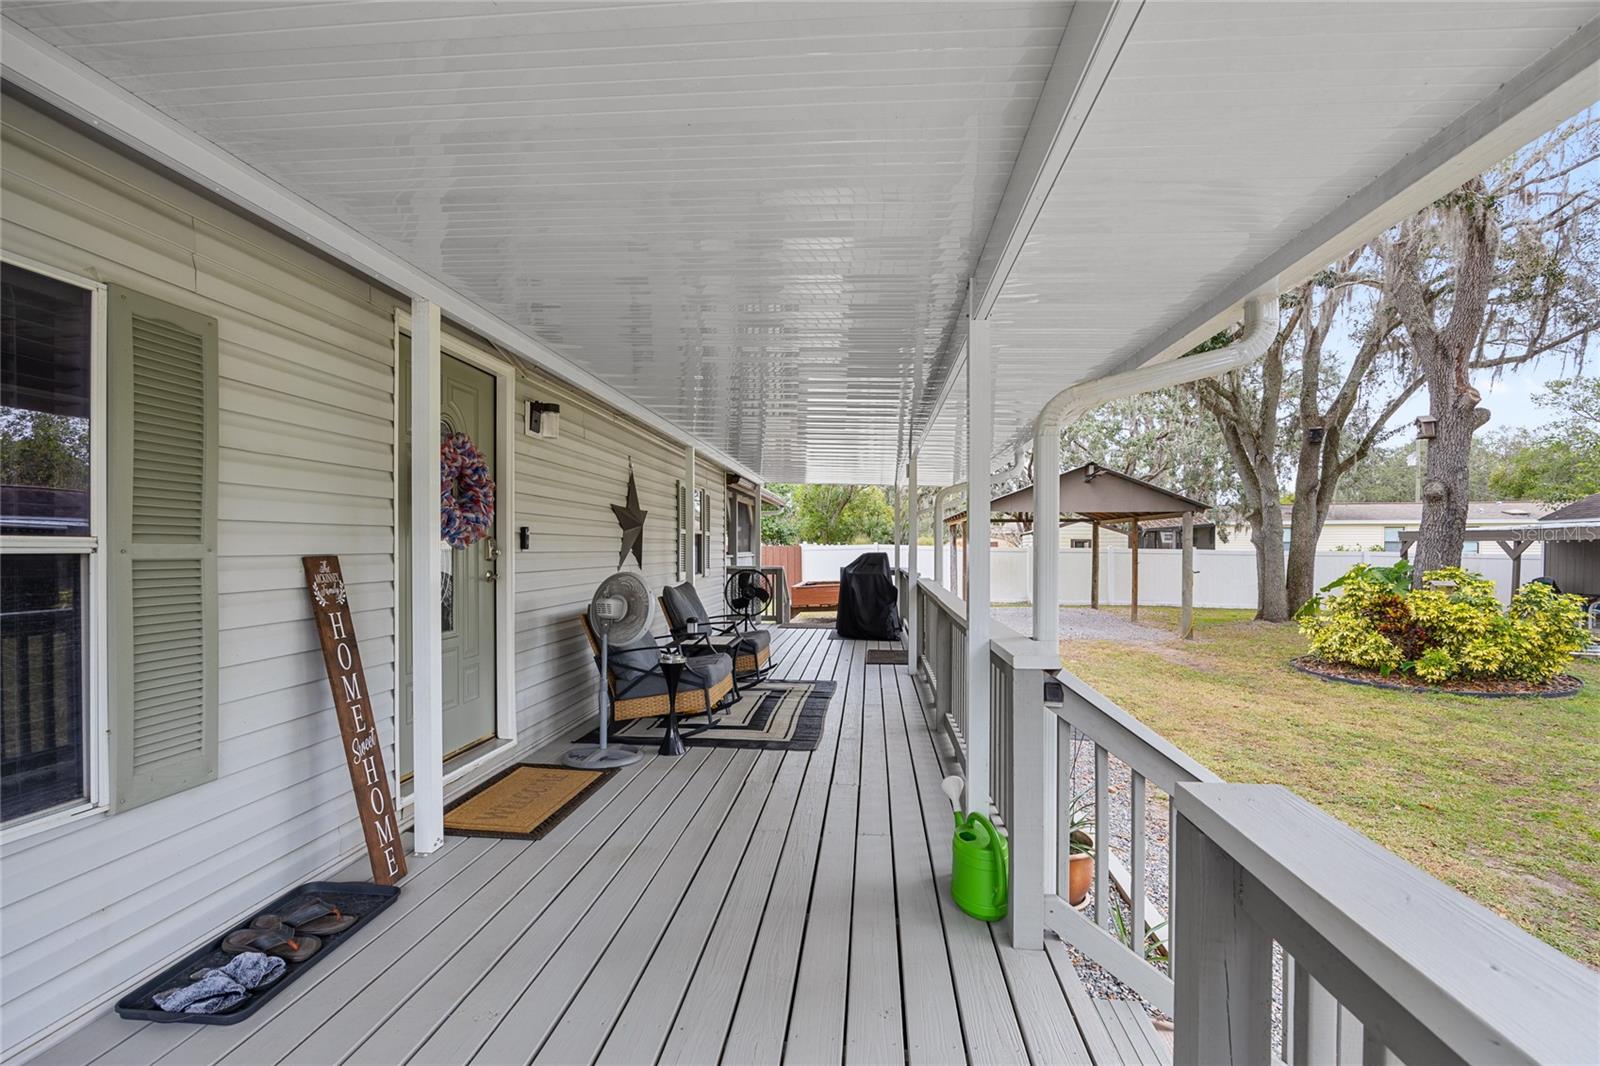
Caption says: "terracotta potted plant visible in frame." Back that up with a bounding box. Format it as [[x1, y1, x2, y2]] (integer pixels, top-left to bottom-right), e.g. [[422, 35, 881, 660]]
[[1065, 788, 1094, 908], [1068, 828, 1094, 908]]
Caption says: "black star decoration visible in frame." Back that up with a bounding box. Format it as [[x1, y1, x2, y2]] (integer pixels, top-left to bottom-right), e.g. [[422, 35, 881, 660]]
[[611, 462, 647, 570]]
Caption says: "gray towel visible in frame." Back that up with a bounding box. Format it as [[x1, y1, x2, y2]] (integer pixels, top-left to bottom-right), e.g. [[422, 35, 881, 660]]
[[155, 952, 286, 1014]]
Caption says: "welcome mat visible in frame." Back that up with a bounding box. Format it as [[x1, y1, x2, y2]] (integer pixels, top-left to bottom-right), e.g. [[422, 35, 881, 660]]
[[443, 763, 615, 840], [865, 649, 908, 665], [581, 680, 835, 752]]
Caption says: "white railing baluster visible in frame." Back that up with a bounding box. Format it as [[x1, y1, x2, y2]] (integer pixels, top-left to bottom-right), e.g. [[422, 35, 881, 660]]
[[1055, 719, 1072, 896], [1094, 743, 1110, 932], [1337, 1006, 1363, 1064], [1290, 959, 1337, 1065], [1131, 771, 1146, 959], [1168, 798, 1178, 976]]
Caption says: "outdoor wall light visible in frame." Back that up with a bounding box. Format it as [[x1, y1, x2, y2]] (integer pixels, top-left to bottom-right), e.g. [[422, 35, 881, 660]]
[[526, 400, 560, 439]]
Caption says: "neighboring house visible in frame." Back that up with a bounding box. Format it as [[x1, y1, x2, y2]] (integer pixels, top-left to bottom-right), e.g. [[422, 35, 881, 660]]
[[1055, 516, 1219, 550], [1539, 493, 1600, 597], [1217, 501, 1551, 554]]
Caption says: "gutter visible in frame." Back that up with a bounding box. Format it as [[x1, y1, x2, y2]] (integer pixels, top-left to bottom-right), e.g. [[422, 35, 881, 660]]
[[1030, 293, 1279, 644]]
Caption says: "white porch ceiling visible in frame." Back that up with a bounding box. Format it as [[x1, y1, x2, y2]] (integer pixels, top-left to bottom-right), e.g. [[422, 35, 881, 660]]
[[4, 2, 1596, 485]]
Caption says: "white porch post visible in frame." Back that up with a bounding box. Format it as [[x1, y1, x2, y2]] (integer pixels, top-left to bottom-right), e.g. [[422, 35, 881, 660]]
[[409, 298, 445, 854], [891, 476, 903, 573], [965, 291, 993, 817], [1031, 418, 1060, 645], [906, 452, 920, 667]]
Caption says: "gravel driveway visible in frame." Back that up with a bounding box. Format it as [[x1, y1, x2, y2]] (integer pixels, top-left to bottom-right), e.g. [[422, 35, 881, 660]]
[[991, 605, 1176, 644]]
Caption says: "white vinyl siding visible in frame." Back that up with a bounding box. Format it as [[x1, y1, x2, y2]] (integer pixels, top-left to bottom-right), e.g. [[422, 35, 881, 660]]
[[0, 101, 399, 1058], [505, 367, 735, 757], [695, 455, 729, 606]]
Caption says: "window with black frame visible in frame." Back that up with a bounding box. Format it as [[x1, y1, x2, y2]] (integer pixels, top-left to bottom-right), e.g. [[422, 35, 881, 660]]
[[1, 262, 96, 823], [694, 488, 708, 575]]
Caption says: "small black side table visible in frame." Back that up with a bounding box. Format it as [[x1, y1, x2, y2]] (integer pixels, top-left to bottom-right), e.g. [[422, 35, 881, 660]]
[[658, 648, 688, 757]]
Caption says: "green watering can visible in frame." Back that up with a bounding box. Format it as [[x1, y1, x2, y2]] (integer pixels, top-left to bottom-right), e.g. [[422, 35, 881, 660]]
[[945, 776, 1008, 922]]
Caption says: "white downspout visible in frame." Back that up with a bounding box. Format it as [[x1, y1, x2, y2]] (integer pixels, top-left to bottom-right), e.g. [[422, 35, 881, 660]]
[[1029, 294, 1279, 646]]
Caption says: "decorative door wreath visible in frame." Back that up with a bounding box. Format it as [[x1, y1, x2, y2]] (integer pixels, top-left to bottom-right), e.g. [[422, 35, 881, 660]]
[[440, 430, 495, 547]]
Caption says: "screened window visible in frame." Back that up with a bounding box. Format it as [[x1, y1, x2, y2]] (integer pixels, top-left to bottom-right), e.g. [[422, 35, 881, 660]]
[[735, 498, 754, 555], [694, 489, 709, 575], [2, 262, 97, 823]]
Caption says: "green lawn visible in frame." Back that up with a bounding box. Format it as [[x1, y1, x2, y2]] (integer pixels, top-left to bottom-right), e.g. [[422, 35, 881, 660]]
[[1058, 606, 1600, 967]]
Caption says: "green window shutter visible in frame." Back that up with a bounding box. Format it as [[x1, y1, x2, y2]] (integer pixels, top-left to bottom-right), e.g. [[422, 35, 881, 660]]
[[107, 287, 219, 811]]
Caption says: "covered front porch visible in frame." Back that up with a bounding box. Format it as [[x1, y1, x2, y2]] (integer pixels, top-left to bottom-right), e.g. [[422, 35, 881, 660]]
[[34, 625, 1167, 1066], [3, 4, 1598, 1062]]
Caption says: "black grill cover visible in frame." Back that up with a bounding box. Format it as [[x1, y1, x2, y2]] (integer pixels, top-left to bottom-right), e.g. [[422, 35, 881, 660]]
[[836, 552, 902, 639]]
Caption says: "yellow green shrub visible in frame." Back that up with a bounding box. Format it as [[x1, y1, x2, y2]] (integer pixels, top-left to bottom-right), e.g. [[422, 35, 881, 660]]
[[1298, 563, 1585, 685]]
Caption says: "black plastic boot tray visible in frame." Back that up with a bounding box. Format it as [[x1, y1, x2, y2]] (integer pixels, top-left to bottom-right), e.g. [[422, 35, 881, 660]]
[[115, 880, 399, 1025]]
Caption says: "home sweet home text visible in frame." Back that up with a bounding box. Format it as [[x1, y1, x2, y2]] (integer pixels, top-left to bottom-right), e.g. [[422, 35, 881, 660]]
[[302, 555, 407, 884]]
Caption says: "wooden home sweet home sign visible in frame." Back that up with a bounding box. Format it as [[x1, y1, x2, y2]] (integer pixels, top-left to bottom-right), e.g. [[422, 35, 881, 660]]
[[302, 556, 407, 885]]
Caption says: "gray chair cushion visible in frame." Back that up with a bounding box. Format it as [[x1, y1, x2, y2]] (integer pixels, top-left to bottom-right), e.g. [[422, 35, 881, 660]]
[[683, 651, 733, 692], [606, 632, 662, 682], [603, 629, 731, 702], [661, 582, 712, 636]]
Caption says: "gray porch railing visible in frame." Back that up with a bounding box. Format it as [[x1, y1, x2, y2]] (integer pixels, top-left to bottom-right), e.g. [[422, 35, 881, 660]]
[[757, 565, 790, 624], [1174, 784, 1598, 1066], [1042, 669, 1219, 1015], [915, 579, 969, 760], [912, 579, 1597, 1064]]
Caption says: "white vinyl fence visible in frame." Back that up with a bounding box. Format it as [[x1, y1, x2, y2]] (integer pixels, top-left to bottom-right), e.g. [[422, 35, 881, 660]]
[[790, 544, 1542, 608]]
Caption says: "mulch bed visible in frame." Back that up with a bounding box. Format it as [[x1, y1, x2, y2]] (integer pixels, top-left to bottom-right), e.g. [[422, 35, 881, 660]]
[[1290, 656, 1583, 699]]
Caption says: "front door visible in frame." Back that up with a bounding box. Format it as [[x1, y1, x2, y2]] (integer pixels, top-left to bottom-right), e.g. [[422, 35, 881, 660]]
[[399, 339, 500, 777]]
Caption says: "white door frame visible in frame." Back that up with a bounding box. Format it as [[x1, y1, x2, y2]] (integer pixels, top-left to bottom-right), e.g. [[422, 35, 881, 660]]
[[393, 308, 519, 832]]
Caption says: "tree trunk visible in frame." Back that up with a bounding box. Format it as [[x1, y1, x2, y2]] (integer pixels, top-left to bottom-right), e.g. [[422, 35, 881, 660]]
[[1284, 440, 1324, 614], [1254, 498, 1289, 621], [1415, 398, 1489, 572]]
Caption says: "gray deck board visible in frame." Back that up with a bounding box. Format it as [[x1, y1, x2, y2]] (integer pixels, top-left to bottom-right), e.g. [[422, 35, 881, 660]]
[[413, 748, 732, 1064], [1045, 937, 1130, 1066], [783, 634, 865, 1064], [717, 637, 860, 1065], [883, 662, 966, 1065], [35, 625, 1154, 1066]]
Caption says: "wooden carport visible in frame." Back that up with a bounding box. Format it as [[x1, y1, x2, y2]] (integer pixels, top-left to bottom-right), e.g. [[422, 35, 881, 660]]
[[948, 463, 1211, 635]]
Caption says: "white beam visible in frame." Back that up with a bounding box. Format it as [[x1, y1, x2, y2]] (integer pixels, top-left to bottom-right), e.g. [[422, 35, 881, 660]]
[[915, 0, 1138, 452], [965, 293, 993, 817], [906, 453, 920, 667], [0, 20, 763, 487], [409, 299, 445, 854]]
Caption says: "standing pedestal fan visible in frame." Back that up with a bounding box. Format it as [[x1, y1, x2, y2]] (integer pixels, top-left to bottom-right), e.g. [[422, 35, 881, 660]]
[[724, 568, 773, 629], [565, 572, 652, 769]]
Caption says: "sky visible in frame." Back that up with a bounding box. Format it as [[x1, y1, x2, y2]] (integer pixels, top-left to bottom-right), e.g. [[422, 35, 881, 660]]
[[1385, 356, 1582, 435]]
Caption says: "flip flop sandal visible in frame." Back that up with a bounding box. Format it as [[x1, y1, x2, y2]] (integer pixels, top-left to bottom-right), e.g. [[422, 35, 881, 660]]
[[297, 908, 355, 937], [248, 898, 353, 937], [220, 925, 322, 963]]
